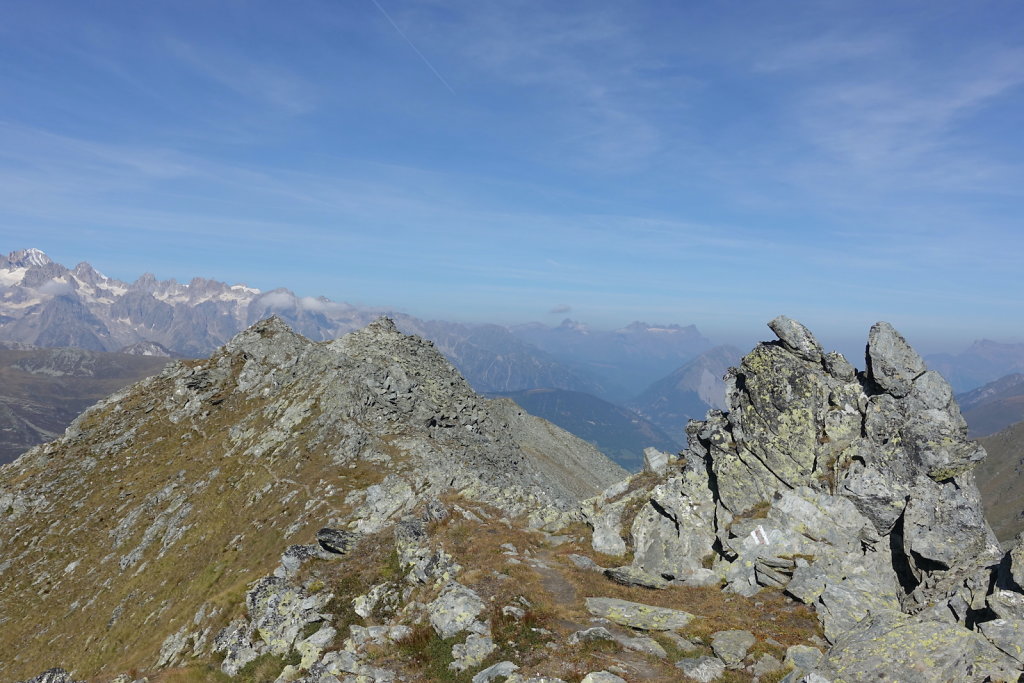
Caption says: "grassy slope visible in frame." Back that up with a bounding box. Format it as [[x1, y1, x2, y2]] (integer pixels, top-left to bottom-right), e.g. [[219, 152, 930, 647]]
[[977, 420, 1024, 542], [0, 348, 169, 463], [0, 352, 391, 680]]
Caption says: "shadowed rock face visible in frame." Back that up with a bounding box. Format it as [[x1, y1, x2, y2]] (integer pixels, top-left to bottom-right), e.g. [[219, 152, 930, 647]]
[[587, 316, 1024, 680]]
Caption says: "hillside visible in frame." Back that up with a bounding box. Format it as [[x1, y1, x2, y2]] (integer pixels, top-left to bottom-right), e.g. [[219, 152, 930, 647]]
[[0, 346, 170, 464], [493, 388, 680, 471], [510, 319, 713, 400], [958, 373, 1024, 437], [630, 345, 740, 441], [0, 317, 625, 681], [977, 420, 1024, 541], [927, 340, 1024, 392]]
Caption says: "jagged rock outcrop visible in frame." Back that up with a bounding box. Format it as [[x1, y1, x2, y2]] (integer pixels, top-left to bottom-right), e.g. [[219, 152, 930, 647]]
[[0, 317, 624, 681], [585, 316, 1024, 679]]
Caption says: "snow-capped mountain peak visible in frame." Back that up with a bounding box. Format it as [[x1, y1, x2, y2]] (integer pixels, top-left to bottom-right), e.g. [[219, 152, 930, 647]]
[[7, 248, 52, 268]]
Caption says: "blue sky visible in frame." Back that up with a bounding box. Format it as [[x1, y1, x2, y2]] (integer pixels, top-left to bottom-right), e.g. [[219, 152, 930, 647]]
[[1, 1, 1022, 354]]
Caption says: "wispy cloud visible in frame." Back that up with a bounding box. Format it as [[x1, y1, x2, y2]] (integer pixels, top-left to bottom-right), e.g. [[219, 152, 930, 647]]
[[799, 50, 1024, 171], [401, 1, 691, 170], [164, 39, 318, 114], [753, 33, 894, 73]]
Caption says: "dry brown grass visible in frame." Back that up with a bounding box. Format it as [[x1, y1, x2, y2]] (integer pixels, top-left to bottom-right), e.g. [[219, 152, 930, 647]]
[[0, 350, 406, 682], [417, 496, 820, 681]]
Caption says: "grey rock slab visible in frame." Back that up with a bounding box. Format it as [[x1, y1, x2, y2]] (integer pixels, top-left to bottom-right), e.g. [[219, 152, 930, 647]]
[[568, 627, 614, 644], [580, 673, 627, 683], [781, 674, 832, 683], [614, 633, 668, 658], [1010, 532, 1024, 590], [678, 568, 721, 587], [279, 544, 333, 578], [315, 528, 360, 555], [663, 631, 703, 652], [716, 342, 832, 503], [675, 655, 726, 682], [604, 565, 668, 589], [768, 316, 823, 363], [245, 576, 327, 656], [987, 589, 1024, 621], [643, 447, 670, 475], [866, 321, 925, 398], [502, 605, 526, 620], [472, 661, 519, 683], [296, 624, 336, 669], [319, 650, 395, 681], [822, 351, 856, 381], [213, 618, 262, 676], [783, 644, 822, 670], [977, 618, 1024, 665], [16, 670, 84, 683], [450, 634, 497, 672], [820, 609, 1019, 683], [568, 553, 603, 572], [585, 597, 695, 631], [710, 629, 755, 667], [630, 470, 717, 580], [751, 653, 783, 677], [902, 475, 992, 572], [587, 496, 633, 557], [428, 582, 486, 639]]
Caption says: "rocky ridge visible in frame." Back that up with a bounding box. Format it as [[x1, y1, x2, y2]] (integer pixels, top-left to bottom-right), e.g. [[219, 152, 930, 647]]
[[0, 317, 624, 681], [7, 315, 1023, 682], [959, 372, 1024, 438]]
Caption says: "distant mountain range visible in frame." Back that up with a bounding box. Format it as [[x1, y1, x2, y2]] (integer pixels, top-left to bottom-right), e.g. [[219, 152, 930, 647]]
[[630, 345, 741, 441], [0, 248, 723, 468], [510, 318, 712, 397], [0, 345, 170, 464], [0, 249, 710, 405], [492, 388, 679, 470], [13, 247, 1022, 475], [957, 373, 1024, 438], [927, 340, 1024, 393]]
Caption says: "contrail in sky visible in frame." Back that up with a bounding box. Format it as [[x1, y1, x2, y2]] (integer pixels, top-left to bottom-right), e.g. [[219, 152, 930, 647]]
[[370, 0, 456, 94]]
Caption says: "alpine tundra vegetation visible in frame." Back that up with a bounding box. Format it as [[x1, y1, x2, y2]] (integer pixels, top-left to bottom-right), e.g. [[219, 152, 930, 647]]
[[2, 316, 1023, 682]]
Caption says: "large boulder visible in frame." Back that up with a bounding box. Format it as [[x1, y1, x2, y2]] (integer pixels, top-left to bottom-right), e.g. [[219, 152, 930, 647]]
[[630, 460, 717, 580], [584, 597, 695, 631], [819, 610, 1019, 682]]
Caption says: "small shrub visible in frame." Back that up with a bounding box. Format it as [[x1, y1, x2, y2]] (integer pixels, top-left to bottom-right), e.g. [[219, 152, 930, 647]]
[[394, 623, 459, 681], [234, 652, 293, 682]]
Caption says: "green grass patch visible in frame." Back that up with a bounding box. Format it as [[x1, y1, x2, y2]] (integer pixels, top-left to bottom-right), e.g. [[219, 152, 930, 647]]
[[394, 623, 465, 681]]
